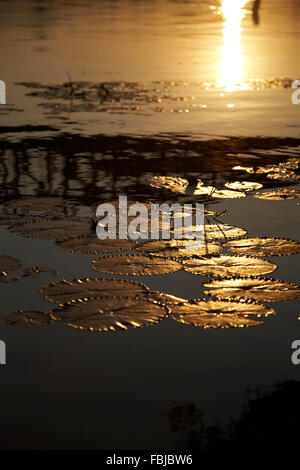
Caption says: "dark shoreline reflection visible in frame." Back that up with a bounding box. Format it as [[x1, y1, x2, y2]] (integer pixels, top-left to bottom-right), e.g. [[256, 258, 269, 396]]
[[1, 132, 300, 203], [168, 380, 300, 449]]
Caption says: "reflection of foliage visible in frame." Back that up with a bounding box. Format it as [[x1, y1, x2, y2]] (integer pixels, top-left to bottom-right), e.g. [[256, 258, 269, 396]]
[[168, 380, 300, 449]]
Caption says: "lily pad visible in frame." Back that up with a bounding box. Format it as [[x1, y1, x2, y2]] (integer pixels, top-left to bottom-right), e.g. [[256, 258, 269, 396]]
[[22, 266, 58, 278], [4, 310, 52, 327], [223, 237, 300, 256], [254, 189, 300, 200], [147, 291, 188, 307], [50, 297, 167, 331], [5, 197, 65, 212], [203, 277, 300, 302], [0, 255, 21, 273], [57, 236, 135, 254], [8, 219, 90, 241], [225, 181, 263, 191], [41, 278, 149, 304], [170, 300, 271, 328], [148, 176, 188, 194], [183, 255, 277, 277], [267, 171, 300, 182], [92, 254, 182, 275], [203, 224, 246, 240], [136, 240, 222, 258]]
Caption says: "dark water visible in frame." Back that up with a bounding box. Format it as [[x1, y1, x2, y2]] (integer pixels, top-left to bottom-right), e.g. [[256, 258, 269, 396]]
[[0, 0, 300, 450]]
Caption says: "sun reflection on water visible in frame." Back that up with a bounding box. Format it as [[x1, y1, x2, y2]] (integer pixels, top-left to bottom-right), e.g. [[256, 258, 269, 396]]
[[219, 0, 248, 91]]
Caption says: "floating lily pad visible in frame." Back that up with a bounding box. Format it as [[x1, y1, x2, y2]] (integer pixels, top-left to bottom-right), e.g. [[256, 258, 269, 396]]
[[0, 273, 21, 283], [148, 177, 245, 198], [5, 197, 65, 212], [183, 255, 277, 277], [50, 297, 167, 331], [193, 186, 245, 199], [148, 176, 189, 194], [225, 181, 263, 191], [22, 266, 58, 279], [4, 310, 52, 327], [57, 236, 135, 254], [8, 219, 90, 241], [92, 254, 182, 275], [203, 277, 300, 302], [136, 240, 221, 258], [254, 189, 300, 200], [41, 278, 149, 304], [174, 223, 246, 241], [0, 255, 21, 273], [148, 291, 188, 307], [223, 237, 300, 256], [0, 213, 23, 225], [170, 300, 270, 328], [267, 171, 300, 182], [203, 224, 246, 240]]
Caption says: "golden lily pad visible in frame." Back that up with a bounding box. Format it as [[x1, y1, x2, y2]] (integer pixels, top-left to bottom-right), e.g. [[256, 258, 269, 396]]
[[0, 213, 23, 225], [170, 300, 271, 328], [174, 223, 246, 241], [148, 177, 245, 199], [183, 255, 277, 277], [225, 181, 263, 191], [4, 310, 52, 327], [136, 240, 221, 258], [0, 273, 21, 283], [8, 219, 90, 241], [223, 237, 300, 256], [203, 277, 300, 302], [0, 255, 21, 273], [148, 291, 188, 307], [57, 236, 135, 254], [41, 278, 149, 304], [5, 197, 65, 212], [92, 255, 182, 275], [22, 266, 58, 278], [50, 297, 167, 331], [267, 171, 300, 182], [254, 189, 300, 200], [192, 186, 245, 199], [148, 176, 188, 194], [232, 166, 254, 174], [203, 224, 246, 240]]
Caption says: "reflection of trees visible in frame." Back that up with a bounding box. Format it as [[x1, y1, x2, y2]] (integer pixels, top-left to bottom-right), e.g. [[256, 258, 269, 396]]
[[168, 380, 300, 449], [0, 133, 299, 206]]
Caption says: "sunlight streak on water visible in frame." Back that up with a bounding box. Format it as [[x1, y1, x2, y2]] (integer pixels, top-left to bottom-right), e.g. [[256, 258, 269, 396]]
[[219, 0, 248, 91]]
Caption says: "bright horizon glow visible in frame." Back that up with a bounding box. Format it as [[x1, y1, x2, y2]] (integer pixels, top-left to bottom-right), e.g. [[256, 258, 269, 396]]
[[219, 0, 248, 91]]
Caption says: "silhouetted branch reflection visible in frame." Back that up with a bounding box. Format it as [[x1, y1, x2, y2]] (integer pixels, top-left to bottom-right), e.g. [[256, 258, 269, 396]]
[[168, 380, 300, 449]]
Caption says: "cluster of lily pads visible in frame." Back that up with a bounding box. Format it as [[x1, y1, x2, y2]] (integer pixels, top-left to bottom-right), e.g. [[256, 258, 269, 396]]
[[1, 195, 300, 332]]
